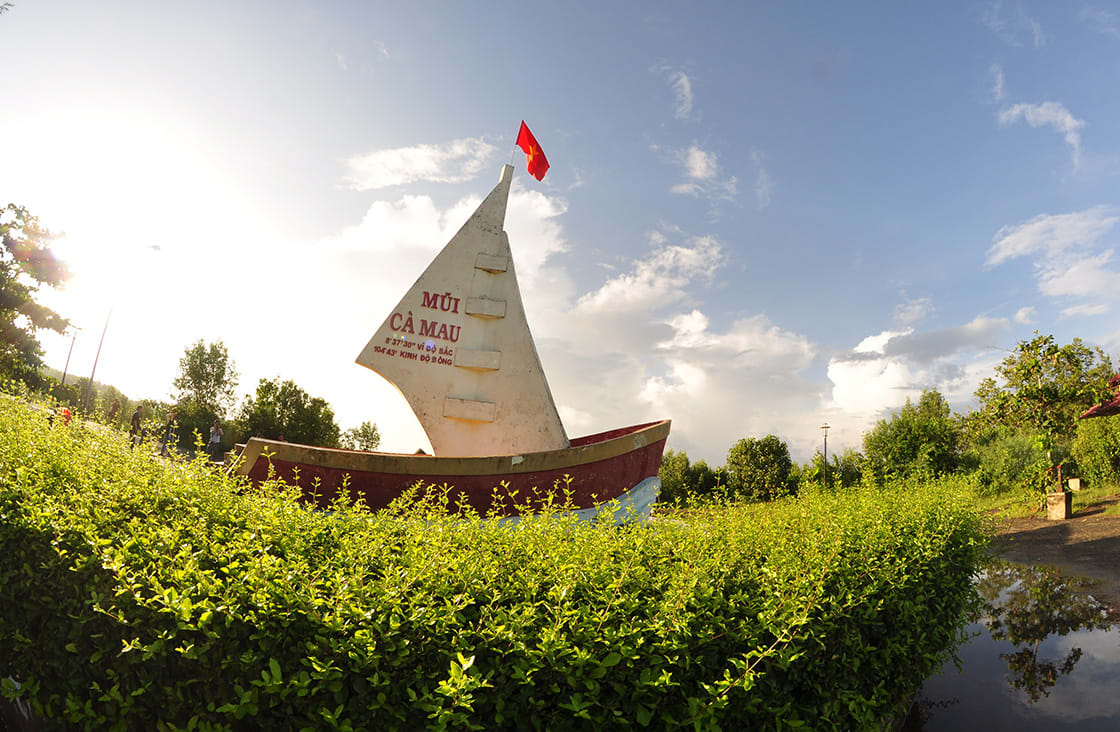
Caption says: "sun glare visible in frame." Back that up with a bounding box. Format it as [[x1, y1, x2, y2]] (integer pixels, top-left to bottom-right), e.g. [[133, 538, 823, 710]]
[[29, 104, 270, 396]]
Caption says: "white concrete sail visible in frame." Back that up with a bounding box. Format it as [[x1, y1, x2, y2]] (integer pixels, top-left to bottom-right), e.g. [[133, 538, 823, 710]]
[[356, 165, 569, 457]]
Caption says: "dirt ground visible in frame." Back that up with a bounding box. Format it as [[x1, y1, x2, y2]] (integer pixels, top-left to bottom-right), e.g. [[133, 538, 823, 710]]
[[991, 494, 1120, 619]]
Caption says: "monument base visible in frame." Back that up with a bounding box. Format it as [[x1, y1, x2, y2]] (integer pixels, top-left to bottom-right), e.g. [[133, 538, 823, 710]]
[[1046, 491, 1072, 520]]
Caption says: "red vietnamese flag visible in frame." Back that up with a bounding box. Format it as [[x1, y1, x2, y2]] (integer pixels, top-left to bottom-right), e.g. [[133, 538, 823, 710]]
[[516, 121, 550, 181]]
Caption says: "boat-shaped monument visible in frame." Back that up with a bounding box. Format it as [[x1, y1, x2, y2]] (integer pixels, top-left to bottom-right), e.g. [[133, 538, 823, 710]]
[[235, 164, 670, 520]]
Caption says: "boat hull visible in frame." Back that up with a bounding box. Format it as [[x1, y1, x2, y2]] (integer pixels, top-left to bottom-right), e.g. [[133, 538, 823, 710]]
[[235, 420, 670, 518]]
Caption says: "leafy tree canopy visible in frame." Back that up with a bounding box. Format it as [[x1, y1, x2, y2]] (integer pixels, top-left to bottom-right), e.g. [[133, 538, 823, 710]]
[[657, 449, 692, 504], [725, 434, 795, 501], [686, 459, 725, 499], [974, 333, 1114, 451], [799, 448, 864, 489], [340, 421, 381, 451], [173, 339, 239, 415], [235, 377, 340, 448], [863, 388, 962, 480], [0, 204, 69, 386]]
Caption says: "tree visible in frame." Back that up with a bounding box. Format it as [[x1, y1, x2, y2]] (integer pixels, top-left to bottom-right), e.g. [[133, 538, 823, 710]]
[[963, 424, 1048, 496], [173, 340, 239, 415], [235, 378, 340, 448], [658, 449, 692, 504], [863, 389, 962, 480], [171, 340, 239, 454], [824, 448, 864, 489], [341, 421, 381, 451], [686, 459, 725, 499], [974, 333, 1114, 458], [0, 204, 69, 387], [725, 435, 795, 501]]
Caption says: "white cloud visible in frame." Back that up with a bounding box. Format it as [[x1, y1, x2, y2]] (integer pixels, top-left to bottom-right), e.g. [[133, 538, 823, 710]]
[[669, 71, 694, 120], [519, 225, 824, 462], [882, 317, 1010, 363], [574, 233, 723, 316], [663, 144, 738, 203], [998, 101, 1085, 169], [684, 146, 718, 180], [1014, 306, 1037, 324], [652, 65, 696, 120], [989, 63, 1006, 103], [343, 137, 497, 190], [1027, 16, 1044, 47], [567, 168, 588, 191], [1061, 303, 1109, 317], [828, 331, 919, 419], [827, 318, 1010, 428], [987, 207, 1120, 313], [894, 296, 933, 325], [1039, 250, 1120, 299], [1081, 6, 1120, 39], [986, 206, 1117, 266], [640, 312, 819, 460], [982, 2, 1044, 47]]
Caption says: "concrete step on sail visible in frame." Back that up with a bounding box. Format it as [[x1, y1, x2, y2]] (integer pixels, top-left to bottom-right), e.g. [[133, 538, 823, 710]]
[[453, 349, 501, 371], [443, 396, 497, 423], [475, 253, 508, 273], [465, 297, 506, 319]]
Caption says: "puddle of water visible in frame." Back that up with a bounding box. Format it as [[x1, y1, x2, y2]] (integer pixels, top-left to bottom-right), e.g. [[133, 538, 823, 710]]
[[905, 562, 1120, 730]]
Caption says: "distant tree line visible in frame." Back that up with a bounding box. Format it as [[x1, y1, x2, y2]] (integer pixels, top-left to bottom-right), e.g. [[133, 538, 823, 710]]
[[660, 333, 1120, 505], [27, 338, 380, 459]]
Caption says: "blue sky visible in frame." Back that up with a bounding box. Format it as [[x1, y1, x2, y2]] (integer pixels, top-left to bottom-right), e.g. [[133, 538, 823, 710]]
[[3, 1, 1120, 462]]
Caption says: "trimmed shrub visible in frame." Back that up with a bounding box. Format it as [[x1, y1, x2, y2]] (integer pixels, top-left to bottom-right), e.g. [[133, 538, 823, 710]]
[[0, 397, 988, 730]]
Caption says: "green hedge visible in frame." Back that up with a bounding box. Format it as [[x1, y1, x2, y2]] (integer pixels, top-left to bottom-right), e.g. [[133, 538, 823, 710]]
[[1072, 415, 1120, 489], [0, 397, 988, 730]]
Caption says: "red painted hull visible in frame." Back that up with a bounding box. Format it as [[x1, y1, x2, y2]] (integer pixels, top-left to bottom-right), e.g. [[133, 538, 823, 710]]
[[236, 420, 670, 516]]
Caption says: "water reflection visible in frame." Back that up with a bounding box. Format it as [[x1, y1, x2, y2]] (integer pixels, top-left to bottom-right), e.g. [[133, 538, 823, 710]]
[[978, 563, 1113, 702], [906, 561, 1120, 730]]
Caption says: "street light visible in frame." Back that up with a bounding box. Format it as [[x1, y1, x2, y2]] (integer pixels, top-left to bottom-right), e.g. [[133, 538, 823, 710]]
[[81, 245, 161, 413], [60, 327, 80, 386], [82, 309, 112, 412], [820, 423, 830, 487]]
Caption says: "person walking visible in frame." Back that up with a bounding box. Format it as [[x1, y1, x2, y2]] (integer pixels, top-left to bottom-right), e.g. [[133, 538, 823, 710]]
[[158, 410, 178, 457], [129, 406, 143, 449], [208, 419, 224, 462]]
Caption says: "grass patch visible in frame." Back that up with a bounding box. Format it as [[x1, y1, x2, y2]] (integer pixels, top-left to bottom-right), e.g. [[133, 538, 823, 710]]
[[974, 480, 1120, 519], [1071, 482, 1120, 515], [975, 489, 1042, 519]]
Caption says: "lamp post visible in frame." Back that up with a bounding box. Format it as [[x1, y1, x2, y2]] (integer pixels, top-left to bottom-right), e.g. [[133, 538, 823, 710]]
[[80, 245, 161, 413], [60, 328, 79, 386], [820, 423, 830, 487], [82, 309, 112, 413]]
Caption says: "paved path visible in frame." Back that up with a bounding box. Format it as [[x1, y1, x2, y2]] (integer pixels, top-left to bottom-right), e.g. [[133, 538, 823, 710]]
[[992, 497, 1120, 618]]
